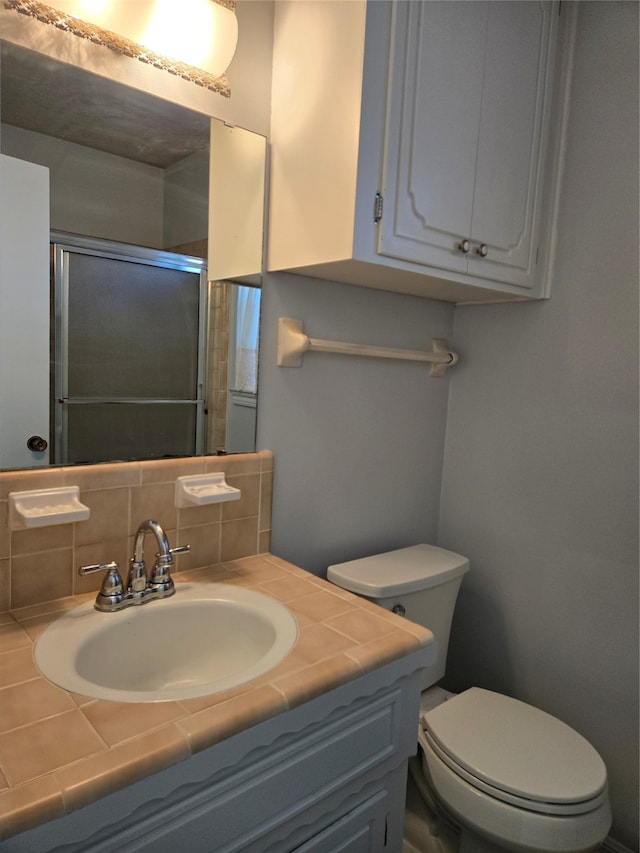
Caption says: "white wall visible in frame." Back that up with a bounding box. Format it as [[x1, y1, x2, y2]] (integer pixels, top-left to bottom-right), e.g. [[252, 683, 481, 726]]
[[257, 272, 454, 573], [437, 4, 638, 848], [163, 149, 209, 249], [1, 124, 165, 247], [224, 0, 273, 135]]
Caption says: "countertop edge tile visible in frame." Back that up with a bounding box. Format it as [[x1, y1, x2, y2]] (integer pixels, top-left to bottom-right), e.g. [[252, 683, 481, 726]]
[[54, 724, 191, 816], [0, 776, 65, 842], [177, 684, 288, 755], [270, 653, 364, 708], [345, 630, 424, 674]]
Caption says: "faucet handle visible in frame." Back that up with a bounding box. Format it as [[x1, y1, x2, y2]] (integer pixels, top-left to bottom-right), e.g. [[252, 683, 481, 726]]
[[148, 543, 190, 597], [79, 562, 126, 612], [169, 545, 191, 557], [79, 560, 121, 580]]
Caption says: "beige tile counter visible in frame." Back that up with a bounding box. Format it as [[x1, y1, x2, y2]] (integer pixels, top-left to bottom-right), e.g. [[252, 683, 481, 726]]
[[0, 553, 433, 841]]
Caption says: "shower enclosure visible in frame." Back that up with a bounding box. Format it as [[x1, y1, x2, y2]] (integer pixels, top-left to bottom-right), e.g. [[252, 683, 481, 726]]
[[52, 235, 208, 464]]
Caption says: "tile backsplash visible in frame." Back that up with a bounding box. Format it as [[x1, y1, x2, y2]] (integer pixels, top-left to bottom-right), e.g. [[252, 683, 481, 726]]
[[0, 451, 273, 612]]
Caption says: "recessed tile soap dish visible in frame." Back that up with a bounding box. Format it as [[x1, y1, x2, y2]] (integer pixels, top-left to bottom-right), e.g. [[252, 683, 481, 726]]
[[176, 473, 241, 508], [9, 486, 90, 529]]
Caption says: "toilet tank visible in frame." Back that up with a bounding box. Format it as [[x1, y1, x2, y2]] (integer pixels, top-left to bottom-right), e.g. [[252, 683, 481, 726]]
[[327, 545, 469, 688]]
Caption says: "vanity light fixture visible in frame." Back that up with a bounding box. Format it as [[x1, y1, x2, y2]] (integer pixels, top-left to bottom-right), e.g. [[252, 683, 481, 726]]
[[139, 0, 238, 79], [5, 0, 238, 95]]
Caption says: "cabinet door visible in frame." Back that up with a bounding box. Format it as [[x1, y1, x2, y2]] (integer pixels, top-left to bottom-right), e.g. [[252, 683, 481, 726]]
[[379, 0, 487, 273], [379, 1, 557, 291], [292, 788, 389, 853], [467, 1, 556, 286]]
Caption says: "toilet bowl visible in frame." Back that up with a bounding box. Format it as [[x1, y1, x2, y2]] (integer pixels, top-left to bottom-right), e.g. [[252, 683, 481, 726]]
[[419, 687, 611, 853], [327, 545, 612, 853]]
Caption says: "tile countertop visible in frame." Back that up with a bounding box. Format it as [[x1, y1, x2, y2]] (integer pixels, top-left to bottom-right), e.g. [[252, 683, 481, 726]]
[[0, 553, 433, 841]]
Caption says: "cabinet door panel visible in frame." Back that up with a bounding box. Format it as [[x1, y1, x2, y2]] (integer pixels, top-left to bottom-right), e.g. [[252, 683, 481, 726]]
[[292, 789, 388, 853], [379, 1, 487, 270], [468, 1, 555, 285]]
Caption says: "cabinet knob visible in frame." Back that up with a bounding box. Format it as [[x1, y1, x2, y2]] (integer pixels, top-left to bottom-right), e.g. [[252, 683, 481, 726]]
[[476, 243, 488, 257], [458, 239, 471, 254]]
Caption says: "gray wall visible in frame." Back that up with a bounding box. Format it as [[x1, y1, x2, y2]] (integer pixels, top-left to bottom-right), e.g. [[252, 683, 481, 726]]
[[257, 273, 454, 573], [437, 4, 639, 848]]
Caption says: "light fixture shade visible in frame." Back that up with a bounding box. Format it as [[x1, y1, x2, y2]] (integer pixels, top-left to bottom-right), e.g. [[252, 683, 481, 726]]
[[49, 0, 238, 78], [141, 0, 238, 78]]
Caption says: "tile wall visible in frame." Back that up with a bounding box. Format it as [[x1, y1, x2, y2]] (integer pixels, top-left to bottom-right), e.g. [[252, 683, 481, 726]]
[[0, 451, 273, 612]]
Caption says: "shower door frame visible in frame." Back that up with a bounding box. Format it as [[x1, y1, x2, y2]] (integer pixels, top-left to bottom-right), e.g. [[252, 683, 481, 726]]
[[52, 233, 209, 465]]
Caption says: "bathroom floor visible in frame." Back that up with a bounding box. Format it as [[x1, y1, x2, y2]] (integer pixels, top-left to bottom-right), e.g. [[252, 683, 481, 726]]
[[403, 760, 459, 853]]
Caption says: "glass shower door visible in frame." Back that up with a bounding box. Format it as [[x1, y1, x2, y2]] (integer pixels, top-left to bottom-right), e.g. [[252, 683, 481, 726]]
[[53, 236, 207, 464]]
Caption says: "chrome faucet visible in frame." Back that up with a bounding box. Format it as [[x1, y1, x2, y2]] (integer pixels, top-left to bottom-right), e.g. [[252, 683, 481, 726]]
[[79, 519, 190, 612]]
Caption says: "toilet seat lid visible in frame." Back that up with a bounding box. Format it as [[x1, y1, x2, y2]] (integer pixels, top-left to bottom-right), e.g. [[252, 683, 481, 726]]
[[424, 688, 607, 806]]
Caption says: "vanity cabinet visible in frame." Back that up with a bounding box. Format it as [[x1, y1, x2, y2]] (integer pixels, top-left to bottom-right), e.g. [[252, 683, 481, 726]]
[[3, 655, 424, 853], [268, 0, 570, 304]]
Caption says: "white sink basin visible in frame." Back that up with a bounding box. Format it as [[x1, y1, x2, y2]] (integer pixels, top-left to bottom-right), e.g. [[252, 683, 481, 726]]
[[35, 583, 298, 703]]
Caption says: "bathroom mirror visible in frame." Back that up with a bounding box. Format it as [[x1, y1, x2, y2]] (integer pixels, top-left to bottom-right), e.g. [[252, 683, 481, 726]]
[[0, 40, 266, 469]]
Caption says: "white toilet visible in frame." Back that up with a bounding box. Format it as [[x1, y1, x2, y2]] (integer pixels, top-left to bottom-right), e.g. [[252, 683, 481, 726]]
[[327, 545, 612, 853]]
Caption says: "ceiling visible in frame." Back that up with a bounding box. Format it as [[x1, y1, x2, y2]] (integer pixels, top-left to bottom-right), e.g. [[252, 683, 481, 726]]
[[0, 41, 211, 168]]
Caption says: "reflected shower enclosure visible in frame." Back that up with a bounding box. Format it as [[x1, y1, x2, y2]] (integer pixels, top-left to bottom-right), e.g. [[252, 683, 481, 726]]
[[52, 236, 207, 464]]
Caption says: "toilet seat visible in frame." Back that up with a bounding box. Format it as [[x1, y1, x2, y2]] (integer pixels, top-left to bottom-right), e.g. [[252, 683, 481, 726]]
[[422, 729, 608, 817], [421, 688, 608, 816]]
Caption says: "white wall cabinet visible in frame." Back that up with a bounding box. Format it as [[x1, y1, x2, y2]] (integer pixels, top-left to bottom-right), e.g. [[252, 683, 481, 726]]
[[269, 0, 570, 304]]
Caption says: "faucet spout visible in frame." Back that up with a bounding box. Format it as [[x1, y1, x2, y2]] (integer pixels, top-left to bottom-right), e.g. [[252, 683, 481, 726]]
[[128, 519, 189, 601], [133, 519, 171, 564]]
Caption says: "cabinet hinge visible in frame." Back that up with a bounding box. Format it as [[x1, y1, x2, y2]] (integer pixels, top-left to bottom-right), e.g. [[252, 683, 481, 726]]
[[374, 192, 384, 224]]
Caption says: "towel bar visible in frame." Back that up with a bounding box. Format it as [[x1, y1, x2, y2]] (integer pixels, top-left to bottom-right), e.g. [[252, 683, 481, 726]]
[[277, 318, 458, 377]]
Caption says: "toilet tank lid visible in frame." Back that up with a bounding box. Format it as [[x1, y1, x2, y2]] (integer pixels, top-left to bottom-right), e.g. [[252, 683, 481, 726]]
[[327, 544, 469, 598]]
